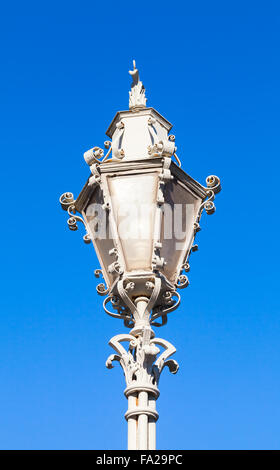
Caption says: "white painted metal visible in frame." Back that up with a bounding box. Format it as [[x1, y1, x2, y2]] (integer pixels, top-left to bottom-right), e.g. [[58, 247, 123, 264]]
[[138, 391, 148, 450], [127, 394, 137, 450], [148, 395, 156, 450], [59, 61, 221, 451]]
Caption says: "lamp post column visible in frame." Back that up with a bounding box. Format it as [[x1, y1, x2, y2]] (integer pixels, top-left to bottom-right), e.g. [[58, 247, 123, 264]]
[[127, 393, 137, 450], [138, 390, 149, 450], [107, 296, 177, 451], [125, 296, 160, 450], [126, 389, 158, 450], [148, 395, 157, 450], [125, 374, 159, 450]]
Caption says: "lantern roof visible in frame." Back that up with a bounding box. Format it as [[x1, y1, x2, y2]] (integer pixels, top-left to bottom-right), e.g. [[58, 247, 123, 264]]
[[106, 107, 173, 140]]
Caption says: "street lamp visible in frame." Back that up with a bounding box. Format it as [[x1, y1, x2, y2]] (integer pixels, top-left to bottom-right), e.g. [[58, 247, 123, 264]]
[[59, 61, 221, 450]]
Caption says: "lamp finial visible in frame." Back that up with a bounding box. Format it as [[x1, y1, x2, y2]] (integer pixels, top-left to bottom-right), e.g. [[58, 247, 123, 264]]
[[128, 60, 147, 110]]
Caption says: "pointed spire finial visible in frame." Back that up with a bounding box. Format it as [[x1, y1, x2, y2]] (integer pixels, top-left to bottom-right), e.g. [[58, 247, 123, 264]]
[[128, 60, 147, 110]]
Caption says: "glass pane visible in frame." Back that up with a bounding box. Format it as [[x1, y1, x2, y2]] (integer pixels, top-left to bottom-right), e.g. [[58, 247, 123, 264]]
[[108, 172, 158, 271]]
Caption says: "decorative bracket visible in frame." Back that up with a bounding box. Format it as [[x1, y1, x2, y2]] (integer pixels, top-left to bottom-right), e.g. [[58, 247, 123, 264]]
[[147, 119, 181, 167], [111, 122, 125, 159], [200, 175, 221, 216], [94, 269, 109, 296], [106, 327, 179, 392], [59, 192, 91, 244]]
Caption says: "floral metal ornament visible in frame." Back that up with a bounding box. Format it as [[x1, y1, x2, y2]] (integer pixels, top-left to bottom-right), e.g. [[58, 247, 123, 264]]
[[106, 327, 179, 391]]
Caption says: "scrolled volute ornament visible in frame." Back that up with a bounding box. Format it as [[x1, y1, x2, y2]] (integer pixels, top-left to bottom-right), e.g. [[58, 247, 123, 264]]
[[176, 274, 190, 289], [84, 146, 104, 166], [204, 199, 215, 215], [59, 192, 91, 243], [206, 174, 221, 194], [83, 233, 91, 244], [105, 334, 138, 386], [182, 262, 190, 272], [59, 192, 75, 211], [197, 174, 221, 218], [150, 290, 181, 327], [83, 140, 113, 170], [103, 295, 133, 323], [151, 337, 179, 382], [125, 282, 135, 292], [94, 269, 109, 296], [175, 260, 191, 289]]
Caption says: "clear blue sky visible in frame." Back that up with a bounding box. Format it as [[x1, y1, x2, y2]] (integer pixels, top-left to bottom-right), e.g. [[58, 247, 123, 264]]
[[0, 1, 279, 450]]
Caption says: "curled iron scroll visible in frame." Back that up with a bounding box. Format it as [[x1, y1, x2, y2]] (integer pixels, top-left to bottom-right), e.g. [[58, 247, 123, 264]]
[[151, 290, 181, 326], [59, 192, 91, 243]]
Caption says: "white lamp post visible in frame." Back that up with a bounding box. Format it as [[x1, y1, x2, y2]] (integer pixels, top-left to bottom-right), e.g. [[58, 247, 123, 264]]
[[59, 61, 221, 450]]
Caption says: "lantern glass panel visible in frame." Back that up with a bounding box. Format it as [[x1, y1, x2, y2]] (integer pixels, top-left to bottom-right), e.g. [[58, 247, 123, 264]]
[[83, 185, 116, 288], [159, 179, 202, 284], [107, 172, 158, 271]]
